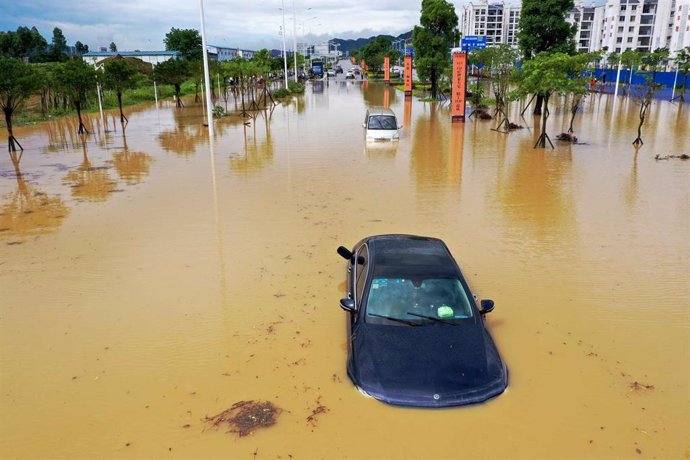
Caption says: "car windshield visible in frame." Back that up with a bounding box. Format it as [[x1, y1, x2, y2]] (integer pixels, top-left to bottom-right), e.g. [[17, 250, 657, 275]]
[[365, 277, 474, 325], [367, 115, 397, 130]]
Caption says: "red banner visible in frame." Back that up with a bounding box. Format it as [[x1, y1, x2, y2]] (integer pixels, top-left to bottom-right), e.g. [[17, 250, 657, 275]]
[[404, 55, 412, 97], [451, 51, 467, 121], [384, 56, 390, 83]]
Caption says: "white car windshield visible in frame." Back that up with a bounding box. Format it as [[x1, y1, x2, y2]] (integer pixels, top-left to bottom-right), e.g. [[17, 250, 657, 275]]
[[368, 115, 397, 130]]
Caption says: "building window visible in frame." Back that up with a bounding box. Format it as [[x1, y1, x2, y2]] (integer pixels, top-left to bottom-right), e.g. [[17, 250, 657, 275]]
[[619, 15, 625, 21], [629, 26, 634, 31], [627, 37, 633, 42], [631, 5, 636, 10], [618, 26, 624, 32], [617, 37, 623, 43]]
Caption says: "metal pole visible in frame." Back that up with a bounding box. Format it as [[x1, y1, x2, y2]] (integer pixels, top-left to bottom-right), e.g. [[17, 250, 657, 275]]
[[153, 80, 158, 106], [292, 0, 298, 82], [199, 0, 214, 136], [96, 81, 105, 129], [614, 58, 622, 98], [281, 0, 288, 89], [671, 66, 679, 101]]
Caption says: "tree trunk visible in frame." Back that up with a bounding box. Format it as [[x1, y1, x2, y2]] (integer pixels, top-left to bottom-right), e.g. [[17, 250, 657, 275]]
[[175, 84, 183, 108], [534, 94, 553, 149], [533, 93, 543, 115], [117, 91, 128, 124], [194, 82, 200, 103], [431, 68, 437, 100], [75, 101, 89, 134], [632, 103, 647, 146], [681, 73, 688, 103], [4, 107, 18, 152]]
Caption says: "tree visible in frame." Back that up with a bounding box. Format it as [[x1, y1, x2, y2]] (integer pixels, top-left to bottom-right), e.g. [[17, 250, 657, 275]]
[[75, 41, 89, 56], [360, 36, 395, 74], [153, 58, 190, 108], [620, 49, 642, 95], [474, 45, 519, 132], [412, 0, 459, 100], [673, 46, 690, 102], [0, 57, 40, 151], [103, 58, 138, 125], [631, 48, 668, 146], [55, 58, 96, 134], [564, 52, 601, 135], [1, 27, 48, 61], [164, 28, 202, 61], [49, 27, 68, 62], [109, 42, 117, 52], [513, 52, 573, 148], [518, 0, 576, 114]]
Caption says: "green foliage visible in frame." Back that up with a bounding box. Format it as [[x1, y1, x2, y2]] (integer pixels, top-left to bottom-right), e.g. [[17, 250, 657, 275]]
[[360, 36, 395, 72], [518, 0, 577, 59], [49, 27, 68, 62], [620, 49, 642, 69], [164, 28, 202, 61], [109, 42, 117, 52], [674, 46, 690, 72], [412, 0, 459, 99], [75, 41, 89, 56], [55, 58, 96, 104], [212, 105, 225, 118], [0, 26, 48, 61], [153, 58, 190, 87], [103, 59, 138, 93], [288, 81, 304, 94], [273, 88, 290, 98], [0, 57, 40, 111]]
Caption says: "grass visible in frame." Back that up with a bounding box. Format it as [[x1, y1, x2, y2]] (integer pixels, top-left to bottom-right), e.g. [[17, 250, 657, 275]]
[[1, 80, 197, 128]]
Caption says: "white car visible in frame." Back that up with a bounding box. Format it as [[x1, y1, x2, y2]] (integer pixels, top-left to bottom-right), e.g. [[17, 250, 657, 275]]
[[327, 69, 336, 77], [363, 107, 401, 141], [345, 71, 355, 79]]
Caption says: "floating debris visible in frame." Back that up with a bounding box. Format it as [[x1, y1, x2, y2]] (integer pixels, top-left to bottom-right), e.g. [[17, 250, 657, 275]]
[[654, 153, 689, 160], [306, 397, 329, 427], [205, 400, 282, 437], [556, 132, 578, 143], [629, 381, 655, 392]]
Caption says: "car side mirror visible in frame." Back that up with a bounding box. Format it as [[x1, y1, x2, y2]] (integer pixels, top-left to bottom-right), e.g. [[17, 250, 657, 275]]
[[337, 246, 353, 260], [480, 299, 495, 314], [340, 298, 355, 312]]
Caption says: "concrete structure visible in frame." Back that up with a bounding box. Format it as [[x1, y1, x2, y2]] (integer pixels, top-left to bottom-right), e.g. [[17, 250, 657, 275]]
[[669, 0, 690, 51], [82, 51, 178, 68], [458, 0, 521, 47]]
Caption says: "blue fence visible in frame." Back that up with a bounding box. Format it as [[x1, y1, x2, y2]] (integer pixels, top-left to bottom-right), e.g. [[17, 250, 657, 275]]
[[593, 68, 690, 89]]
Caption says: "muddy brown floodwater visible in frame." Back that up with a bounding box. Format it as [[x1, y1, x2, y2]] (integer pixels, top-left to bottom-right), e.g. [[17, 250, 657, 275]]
[[1, 81, 689, 459]]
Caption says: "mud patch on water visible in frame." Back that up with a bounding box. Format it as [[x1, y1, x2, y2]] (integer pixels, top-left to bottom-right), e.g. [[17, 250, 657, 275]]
[[204, 401, 282, 437]]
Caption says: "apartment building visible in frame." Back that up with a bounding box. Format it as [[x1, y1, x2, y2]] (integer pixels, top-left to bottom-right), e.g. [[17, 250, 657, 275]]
[[459, 0, 521, 46]]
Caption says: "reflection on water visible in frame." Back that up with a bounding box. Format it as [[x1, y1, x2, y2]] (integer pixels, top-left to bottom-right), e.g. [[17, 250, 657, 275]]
[[63, 141, 118, 201], [0, 152, 69, 236], [1, 87, 689, 459]]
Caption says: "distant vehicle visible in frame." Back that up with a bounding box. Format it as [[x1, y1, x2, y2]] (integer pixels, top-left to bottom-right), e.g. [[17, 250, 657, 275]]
[[336, 66, 343, 74], [312, 60, 324, 77], [345, 71, 355, 79], [327, 69, 336, 77], [362, 107, 401, 142], [337, 234, 508, 408]]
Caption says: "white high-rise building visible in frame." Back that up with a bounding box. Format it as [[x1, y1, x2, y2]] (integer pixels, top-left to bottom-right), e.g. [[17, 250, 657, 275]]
[[669, 0, 690, 51], [459, 0, 521, 46]]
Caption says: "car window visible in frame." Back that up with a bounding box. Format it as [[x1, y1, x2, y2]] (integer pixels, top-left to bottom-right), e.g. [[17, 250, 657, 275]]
[[355, 245, 369, 308], [365, 278, 473, 323], [367, 115, 397, 130]]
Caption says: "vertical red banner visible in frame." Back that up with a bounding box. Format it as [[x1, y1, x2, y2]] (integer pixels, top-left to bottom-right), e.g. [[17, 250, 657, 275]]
[[451, 51, 467, 122], [404, 55, 412, 97], [384, 56, 390, 83], [383, 87, 390, 108]]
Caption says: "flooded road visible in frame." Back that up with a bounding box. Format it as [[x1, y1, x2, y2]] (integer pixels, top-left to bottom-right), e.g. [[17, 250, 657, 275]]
[[1, 82, 689, 459]]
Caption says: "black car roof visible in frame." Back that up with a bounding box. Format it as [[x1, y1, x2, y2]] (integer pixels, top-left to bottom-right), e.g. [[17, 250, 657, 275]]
[[363, 235, 459, 278]]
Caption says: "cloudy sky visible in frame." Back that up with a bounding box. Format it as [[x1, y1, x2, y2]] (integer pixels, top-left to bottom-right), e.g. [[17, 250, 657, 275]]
[[0, 0, 484, 52]]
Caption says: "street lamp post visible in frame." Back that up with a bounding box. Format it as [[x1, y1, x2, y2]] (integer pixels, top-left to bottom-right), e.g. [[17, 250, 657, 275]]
[[281, 1, 288, 88]]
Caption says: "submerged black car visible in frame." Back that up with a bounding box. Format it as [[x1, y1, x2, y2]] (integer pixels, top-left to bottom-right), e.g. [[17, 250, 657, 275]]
[[337, 234, 507, 408]]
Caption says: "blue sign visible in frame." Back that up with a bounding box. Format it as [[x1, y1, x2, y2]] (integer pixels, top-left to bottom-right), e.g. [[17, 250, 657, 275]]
[[461, 36, 487, 52], [405, 48, 415, 57]]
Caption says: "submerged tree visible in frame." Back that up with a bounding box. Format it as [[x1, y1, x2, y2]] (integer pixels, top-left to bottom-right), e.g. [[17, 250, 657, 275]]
[[412, 0, 459, 100], [153, 58, 190, 108], [55, 58, 96, 134], [0, 57, 39, 151], [518, 0, 576, 114], [631, 49, 668, 146], [103, 58, 138, 125], [513, 52, 572, 148], [565, 52, 601, 136], [475, 45, 519, 132]]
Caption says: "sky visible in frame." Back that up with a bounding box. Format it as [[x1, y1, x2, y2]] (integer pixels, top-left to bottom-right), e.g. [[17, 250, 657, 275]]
[[0, 0, 486, 52]]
